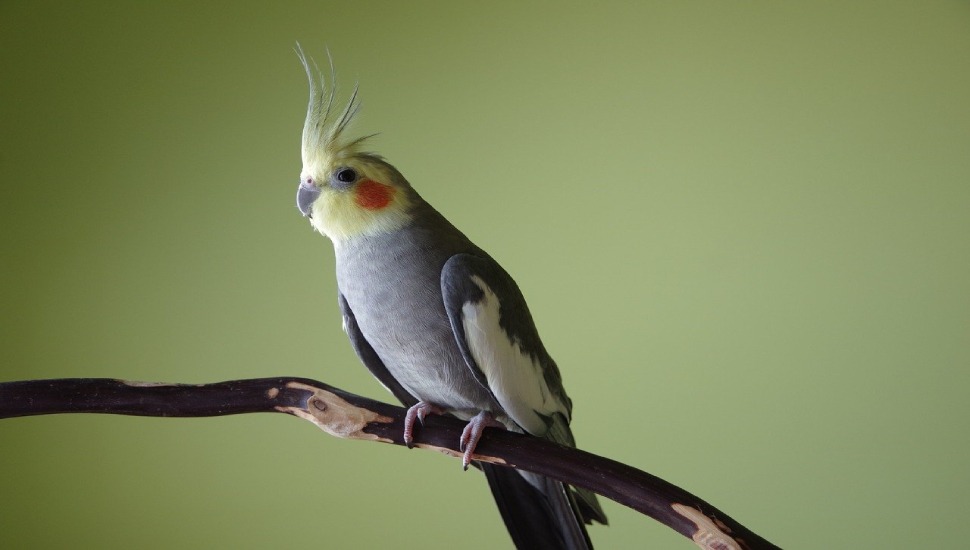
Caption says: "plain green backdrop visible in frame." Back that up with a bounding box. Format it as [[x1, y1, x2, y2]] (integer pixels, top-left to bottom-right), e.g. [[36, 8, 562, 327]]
[[2, 1, 968, 548]]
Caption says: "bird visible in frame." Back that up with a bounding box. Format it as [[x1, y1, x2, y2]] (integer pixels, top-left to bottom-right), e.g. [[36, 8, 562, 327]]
[[293, 50, 608, 549]]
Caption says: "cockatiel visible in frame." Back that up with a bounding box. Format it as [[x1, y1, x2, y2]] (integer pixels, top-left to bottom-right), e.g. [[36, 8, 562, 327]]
[[294, 52, 607, 549]]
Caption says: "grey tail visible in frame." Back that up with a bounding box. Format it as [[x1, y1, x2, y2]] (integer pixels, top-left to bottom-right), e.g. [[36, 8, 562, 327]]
[[482, 463, 600, 550]]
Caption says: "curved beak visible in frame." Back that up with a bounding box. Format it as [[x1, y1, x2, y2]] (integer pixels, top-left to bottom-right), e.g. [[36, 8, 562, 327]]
[[297, 183, 321, 217]]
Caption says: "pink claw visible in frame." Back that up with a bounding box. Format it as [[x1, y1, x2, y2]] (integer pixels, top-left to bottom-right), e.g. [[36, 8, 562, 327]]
[[403, 402, 444, 448], [459, 411, 504, 470]]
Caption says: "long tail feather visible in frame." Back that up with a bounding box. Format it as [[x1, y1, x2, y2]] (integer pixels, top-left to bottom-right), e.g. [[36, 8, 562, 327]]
[[481, 463, 594, 550]]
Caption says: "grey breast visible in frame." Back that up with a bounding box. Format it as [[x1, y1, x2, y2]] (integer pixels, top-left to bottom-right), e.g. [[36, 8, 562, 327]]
[[334, 217, 500, 417]]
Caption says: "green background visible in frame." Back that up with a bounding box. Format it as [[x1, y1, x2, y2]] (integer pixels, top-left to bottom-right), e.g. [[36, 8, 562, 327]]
[[2, 2, 968, 548]]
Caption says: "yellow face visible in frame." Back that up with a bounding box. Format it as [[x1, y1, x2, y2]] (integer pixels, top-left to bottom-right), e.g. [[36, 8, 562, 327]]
[[296, 50, 413, 243], [299, 154, 413, 244]]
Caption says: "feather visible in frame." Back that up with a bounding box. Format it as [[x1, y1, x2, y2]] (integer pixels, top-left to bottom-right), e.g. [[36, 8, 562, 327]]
[[295, 43, 373, 166]]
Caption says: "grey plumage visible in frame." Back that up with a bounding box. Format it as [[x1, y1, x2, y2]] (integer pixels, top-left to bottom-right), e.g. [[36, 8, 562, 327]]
[[295, 56, 606, 549]]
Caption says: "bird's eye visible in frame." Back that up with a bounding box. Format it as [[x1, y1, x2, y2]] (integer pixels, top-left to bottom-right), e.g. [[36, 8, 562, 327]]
[[334, 167, 357, 184]]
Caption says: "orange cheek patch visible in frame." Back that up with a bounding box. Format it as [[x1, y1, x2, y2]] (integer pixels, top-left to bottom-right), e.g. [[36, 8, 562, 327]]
[[354, 179, 395, 210]]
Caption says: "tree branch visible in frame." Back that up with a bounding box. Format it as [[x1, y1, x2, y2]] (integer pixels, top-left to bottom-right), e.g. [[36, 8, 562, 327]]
[[0, 377, 779, 550]]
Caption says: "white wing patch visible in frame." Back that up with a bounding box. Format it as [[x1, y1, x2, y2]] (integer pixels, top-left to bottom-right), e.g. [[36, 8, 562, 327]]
[[461, 275, 567, 436]]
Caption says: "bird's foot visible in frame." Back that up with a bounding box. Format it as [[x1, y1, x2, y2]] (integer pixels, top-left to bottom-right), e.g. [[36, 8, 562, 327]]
[[403, 401, 445, 448], [459, 411, 505, 471]]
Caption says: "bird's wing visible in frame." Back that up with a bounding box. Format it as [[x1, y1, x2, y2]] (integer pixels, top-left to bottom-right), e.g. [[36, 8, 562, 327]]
[[440, 253, 571, 437], [441, 253, 606, 548], [338, 292, 418, 407]]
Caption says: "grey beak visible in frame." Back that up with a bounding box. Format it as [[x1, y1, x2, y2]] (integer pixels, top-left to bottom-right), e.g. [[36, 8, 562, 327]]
[[297, 183, 321, 217]]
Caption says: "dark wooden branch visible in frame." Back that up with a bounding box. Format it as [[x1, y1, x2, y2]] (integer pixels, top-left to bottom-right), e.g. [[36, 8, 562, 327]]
[[0, 378, 779, 550]]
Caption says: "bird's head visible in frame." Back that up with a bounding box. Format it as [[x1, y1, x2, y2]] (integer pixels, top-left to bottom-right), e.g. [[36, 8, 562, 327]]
[[295, 49, 413, 243]]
